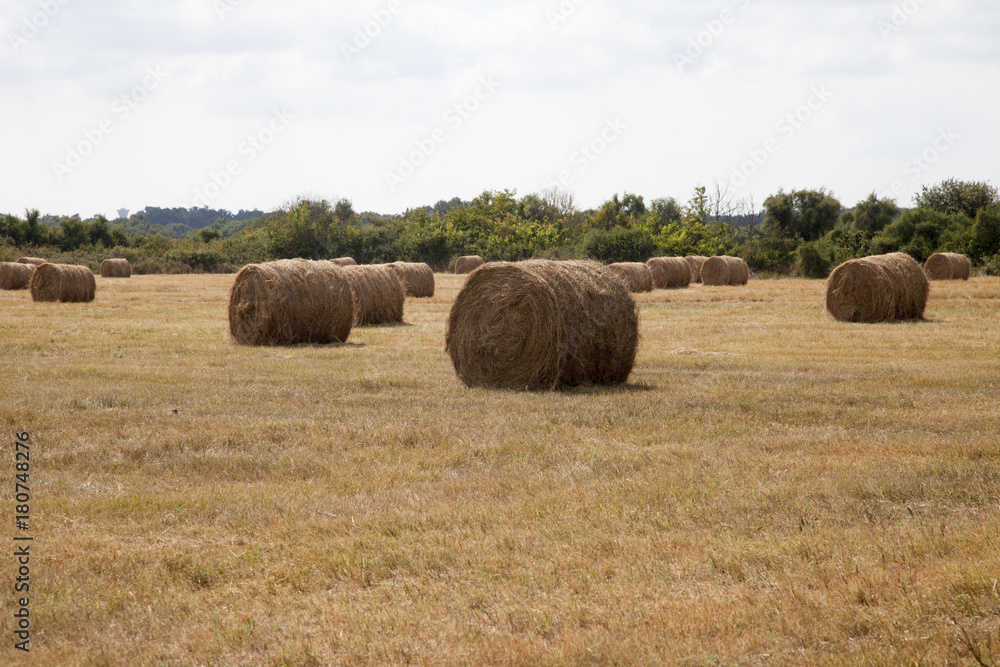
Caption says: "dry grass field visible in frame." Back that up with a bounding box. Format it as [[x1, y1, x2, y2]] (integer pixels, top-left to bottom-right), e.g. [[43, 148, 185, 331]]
[[1, 272, 999, 665]]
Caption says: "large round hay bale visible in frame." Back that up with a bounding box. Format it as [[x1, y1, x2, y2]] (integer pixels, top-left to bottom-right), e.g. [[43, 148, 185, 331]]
[[701, 256, 749, 286], [340, 264, 405, 325], [646, 258, 669, 289], [455, 255, 485, 274], [924, 252, 971, 281], [228, 259, 353, 345], [385, 262, 435, 297], [0, 262, 35, 290], [647, 257, 691, 288], [29, 263, 96, 303], [606, 262, 654, 292], [825, 252, 929, 322], [16, 257, 46, 266], [446, 260, 639, 390], [100, 258, 131, 278], [685, 255, 708, 283], [330, 257, 357, 267]]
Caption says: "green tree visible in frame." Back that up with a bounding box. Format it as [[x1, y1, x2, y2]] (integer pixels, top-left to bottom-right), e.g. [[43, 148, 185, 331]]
[[969, 205, 1000, 260], [25, 208, 46, 245], [647, 197, 683, 228], [762, 188, 842, 241], [872, 208, 972, 261], [840, 193, 899, 234], [266, 200, 321, 258], [59, 216, 89, 250], [685, 185, 710, 223], [198, 228, 222, 243], [589, 192, 646, 230], [88, 215, 114, 247], [914, 178, 999, 219]]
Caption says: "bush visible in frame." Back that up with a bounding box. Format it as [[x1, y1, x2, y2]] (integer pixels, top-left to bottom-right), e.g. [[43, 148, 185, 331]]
[[797, 241, 831, 278], [584, 227, 655, 262]]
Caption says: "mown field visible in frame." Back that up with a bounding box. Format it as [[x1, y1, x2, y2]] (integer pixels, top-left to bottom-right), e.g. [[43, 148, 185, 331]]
[[1, 272, 998, 665]]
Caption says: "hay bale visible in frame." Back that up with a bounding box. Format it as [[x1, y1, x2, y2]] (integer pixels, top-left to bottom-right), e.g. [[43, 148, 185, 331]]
[[16, 257, 46, 266], [445, 260, 638, 390], [228, 259, 353, 345], [340, 264, 405, 325], [385, 262, 435, 298], [606, 262, 654, 292], [647, 257, 691, 288], [100, 258, 131, 278], [0, 262, 35, 290], [646, 258, 669, 289], [825, 252, 929, 323], [924, 252, 971, 281], [455, 255, 485, 274], [330, 257, 357, 267], [701, 256, 750, 286], [685, 255, 708, 283], [29, 263, 96, 303]]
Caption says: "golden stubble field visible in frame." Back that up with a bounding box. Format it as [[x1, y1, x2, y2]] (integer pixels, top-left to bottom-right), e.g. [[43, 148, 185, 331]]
[[1, 272, 998, 666]]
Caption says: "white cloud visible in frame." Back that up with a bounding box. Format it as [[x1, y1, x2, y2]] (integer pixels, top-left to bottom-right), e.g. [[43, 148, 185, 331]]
[[0, 0, 997, 216]]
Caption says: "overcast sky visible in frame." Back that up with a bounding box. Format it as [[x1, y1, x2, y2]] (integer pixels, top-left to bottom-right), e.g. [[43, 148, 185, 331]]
[[2, 0, 997, 218]]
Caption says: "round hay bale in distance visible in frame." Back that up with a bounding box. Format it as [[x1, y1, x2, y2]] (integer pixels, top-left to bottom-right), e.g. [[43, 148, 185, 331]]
[[29, 263, 96, 303], [701, 256, 749, 286], [340, 264, 405, 325], [228, 259, 353, 345], [647, 257, 691, 288], [445, 260, 639, 391], [0, 262, 35, 290], [100, 258, 131, 278], [685, 255, 708, 283], [330, 257, 357, 267], [825, 252, 929, 322], [16, 257, 46, 266], [385, 262, 435, 297], [646, 258, 669, 289], [606, 262, 654, 292], [924, 252, 971, 281], [455, 255, 485, 274]]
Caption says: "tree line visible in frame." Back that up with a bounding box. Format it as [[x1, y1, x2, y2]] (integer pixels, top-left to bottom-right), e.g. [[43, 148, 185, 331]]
[[2, 179, 998, 276]]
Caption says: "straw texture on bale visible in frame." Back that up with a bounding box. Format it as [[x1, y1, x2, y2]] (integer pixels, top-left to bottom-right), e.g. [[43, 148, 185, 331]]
[[685, 255, 708, 283], [924, 252, 971, 281], [700, 256, 750, 286], [228, 259, 353, 345], [340, 264, 405, 325], [385, 262, 435, 297], [16, 257, 46, 266], [825, 252, 929, 323], [606, 262, 654, 293], [446, 260, 639, 390], [455, 255, 485, 274], [100, 258, 131, 278], [0, 262, 35, 290], [330, 257, 357, 266], [647, 257, 691, 288], [29, 263, 96, 303]]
